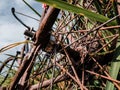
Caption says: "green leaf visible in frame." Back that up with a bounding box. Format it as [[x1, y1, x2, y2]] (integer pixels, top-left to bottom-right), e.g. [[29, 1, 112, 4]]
[[106, 43, 120, 90], [36, 0, 117, 25]]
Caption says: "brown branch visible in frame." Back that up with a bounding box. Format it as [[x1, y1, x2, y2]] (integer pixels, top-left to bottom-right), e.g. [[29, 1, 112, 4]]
[[63, 48, 85, 90], [57, 25, 120, 34], [94, 34, 118, 54], [9, 6, 60, 90], [29, 74, 67, 90], [33, 7, 60, 45], [85, 70, 120, 84], [91, 57, 120, 89], [9, 46, 38, 90], [64, 14, 120, 49]]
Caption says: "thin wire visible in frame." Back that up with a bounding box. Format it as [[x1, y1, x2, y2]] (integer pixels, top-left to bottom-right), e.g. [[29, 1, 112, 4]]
[[16, 11, 40, 22]]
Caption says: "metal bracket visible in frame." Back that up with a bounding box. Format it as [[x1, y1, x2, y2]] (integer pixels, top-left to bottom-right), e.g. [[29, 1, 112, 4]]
[[11, 7, 30, 30]]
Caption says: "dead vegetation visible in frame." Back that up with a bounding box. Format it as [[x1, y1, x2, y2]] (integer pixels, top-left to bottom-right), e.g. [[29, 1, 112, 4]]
[[0, 0, 120, 90]]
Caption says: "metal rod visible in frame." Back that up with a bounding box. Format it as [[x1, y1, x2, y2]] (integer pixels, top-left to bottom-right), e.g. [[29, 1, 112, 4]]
[[11, 7, 30, 30]]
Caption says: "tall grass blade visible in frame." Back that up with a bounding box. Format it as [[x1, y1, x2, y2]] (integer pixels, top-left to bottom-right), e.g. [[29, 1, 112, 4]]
[[23, 0, 41, 17], [36, 0, 117, 25], [106, 43, 120, 90]]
